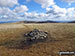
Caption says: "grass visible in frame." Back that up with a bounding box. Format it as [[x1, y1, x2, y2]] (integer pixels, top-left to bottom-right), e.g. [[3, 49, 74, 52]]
[[0, 23, 75, 56]]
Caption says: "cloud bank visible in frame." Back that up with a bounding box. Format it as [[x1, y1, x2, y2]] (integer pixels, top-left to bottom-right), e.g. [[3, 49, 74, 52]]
[[0, 0, 18, 7], [0, 0, 75, 22], [14, 5, 28, 13], [34, 0, 55, 8]]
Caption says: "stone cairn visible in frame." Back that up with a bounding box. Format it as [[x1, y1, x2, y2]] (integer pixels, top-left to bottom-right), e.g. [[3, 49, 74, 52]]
[[24, 29, 48, 42]]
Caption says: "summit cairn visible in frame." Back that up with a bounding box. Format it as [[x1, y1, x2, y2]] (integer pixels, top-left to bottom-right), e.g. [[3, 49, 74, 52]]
[[24, 29, 48, 41]]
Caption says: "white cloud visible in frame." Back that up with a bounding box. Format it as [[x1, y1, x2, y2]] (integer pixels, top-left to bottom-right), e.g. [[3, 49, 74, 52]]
[[0, 0, 18, 7], [52, 5, 67, 16], [14, 5, 28, 13], [61, 0, 75, 5], [0, 6, 75, 21], [45, 4, 75, 21], [0, 3, 29, 21], [0, 0, 75, 22], [24, 12, 49, 18], [23, 11, 75, 21], [61, 0, 75, 3], [46, 6, 66, 17], [46, 8, 52, 11], [0, 7, 14, 15], [0, 7, 20, 21], [67, 8, 75, 16], [23, 12, 50, 21], [47, 4, 75, 17], [34, 0, 55, 8], [25, 12, 38, 17]]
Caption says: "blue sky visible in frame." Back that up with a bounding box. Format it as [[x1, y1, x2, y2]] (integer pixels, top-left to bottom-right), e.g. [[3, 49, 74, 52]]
[[18, 0, 46, 13], [18, 0, 75, 12], [18, 0, 75, 13], [0, 0, 75, 22]]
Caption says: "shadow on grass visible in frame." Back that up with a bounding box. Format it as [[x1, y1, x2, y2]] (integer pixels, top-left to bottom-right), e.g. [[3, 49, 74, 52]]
[[0, 34, 58, 50], [0, 37, 49, 50]]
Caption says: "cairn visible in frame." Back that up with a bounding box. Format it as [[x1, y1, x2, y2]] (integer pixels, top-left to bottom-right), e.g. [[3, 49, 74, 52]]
[[24, 29, 48, 41]]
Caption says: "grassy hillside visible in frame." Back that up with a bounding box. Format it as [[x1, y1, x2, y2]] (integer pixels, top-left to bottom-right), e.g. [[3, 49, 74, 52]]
[[0, 23, 75, 56]]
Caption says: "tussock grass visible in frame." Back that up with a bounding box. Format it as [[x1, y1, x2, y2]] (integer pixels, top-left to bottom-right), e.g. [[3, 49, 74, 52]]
[[0, 23, 75, 56]]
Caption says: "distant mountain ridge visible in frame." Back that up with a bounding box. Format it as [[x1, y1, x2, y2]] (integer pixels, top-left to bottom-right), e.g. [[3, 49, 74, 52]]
[[18, 20, 75, 23], [0, 20, 75, 24], [18, 20, 58, 23], [68, 21, 75, 23]]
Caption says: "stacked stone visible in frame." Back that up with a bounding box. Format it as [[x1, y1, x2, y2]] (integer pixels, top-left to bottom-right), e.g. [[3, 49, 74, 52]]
[[25, 29, 48, 41]]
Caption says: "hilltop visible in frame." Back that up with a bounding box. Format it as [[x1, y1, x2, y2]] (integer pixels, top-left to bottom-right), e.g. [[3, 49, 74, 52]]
[[0, 23, 75, 56]]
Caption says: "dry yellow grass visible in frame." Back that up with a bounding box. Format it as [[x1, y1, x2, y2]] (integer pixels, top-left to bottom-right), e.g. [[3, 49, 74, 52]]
[[0, 23, 75, 56]]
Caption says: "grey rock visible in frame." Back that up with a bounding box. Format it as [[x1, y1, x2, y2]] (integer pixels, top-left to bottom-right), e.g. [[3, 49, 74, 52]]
[[25, 29, 48, 41]]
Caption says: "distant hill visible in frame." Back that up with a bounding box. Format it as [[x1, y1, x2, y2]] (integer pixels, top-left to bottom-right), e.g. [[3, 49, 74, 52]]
[[0, 21, 18, 24], [1, 20, 75, 24], [68, 21, 75, 23], [18, 20, 58, 23]]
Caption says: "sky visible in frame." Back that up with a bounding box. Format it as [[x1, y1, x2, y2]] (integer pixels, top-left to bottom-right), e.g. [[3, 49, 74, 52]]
[[0, 0, 75, 22]]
